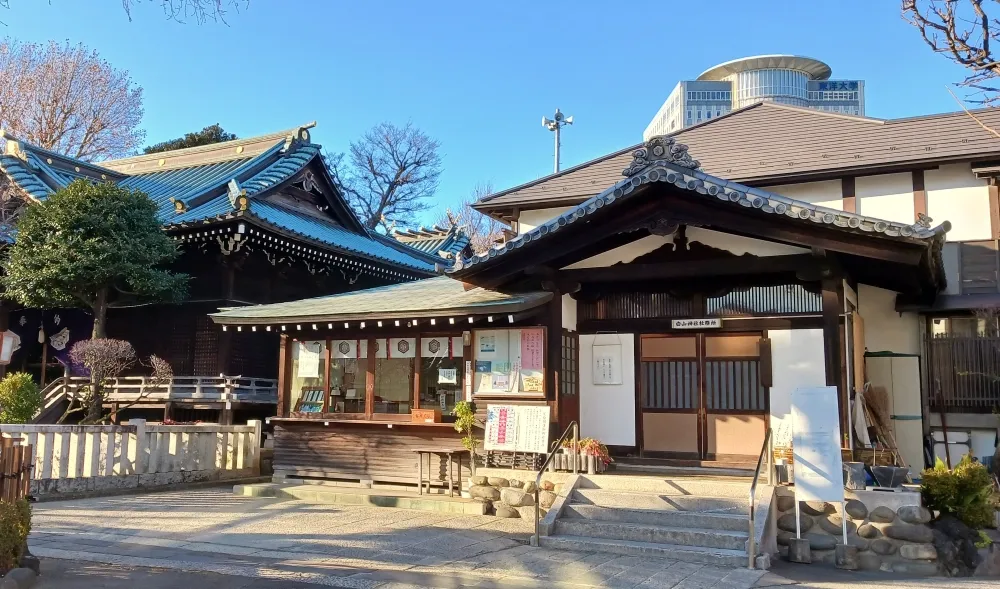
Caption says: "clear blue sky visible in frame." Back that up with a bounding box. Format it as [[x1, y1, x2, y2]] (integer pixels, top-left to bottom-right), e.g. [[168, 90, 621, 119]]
[[3, 0, 974, 226]]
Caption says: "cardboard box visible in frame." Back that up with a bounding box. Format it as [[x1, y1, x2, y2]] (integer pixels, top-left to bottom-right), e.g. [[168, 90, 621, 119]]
[[411, 408, 442, 423]]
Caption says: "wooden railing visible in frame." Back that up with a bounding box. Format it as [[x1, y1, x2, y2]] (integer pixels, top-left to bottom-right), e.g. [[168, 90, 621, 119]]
[[0, 420, 261, 498], [35, 375, 278, 421], [0, 437, 32, 502], [926, 335, 1000, 412]]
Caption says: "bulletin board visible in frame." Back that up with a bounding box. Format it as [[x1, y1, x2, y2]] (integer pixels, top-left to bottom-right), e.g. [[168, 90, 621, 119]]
[[473, 328, 545, 395]]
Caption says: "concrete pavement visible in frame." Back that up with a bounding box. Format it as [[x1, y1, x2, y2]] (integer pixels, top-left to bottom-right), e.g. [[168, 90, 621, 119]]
[[29, 487, 773, 588]]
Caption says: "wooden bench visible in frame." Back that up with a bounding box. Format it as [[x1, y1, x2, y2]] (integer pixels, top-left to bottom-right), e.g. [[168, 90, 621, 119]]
[[413, 447, 466, 497]]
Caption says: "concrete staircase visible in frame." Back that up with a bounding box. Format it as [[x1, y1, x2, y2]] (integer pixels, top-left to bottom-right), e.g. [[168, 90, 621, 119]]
[[539, 473, 752, 567]]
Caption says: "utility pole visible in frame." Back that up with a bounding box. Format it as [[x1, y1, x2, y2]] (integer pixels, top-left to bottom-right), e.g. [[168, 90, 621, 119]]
[[542, 108, 573, 173]]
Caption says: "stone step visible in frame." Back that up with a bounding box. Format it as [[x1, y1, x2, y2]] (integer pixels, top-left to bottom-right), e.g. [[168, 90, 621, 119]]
[[577, 474, 751, 497], [538, 535, 748, 568], [611, 462, 754, 478], [563, 503, 749, 532], [571, 488, 747, 514], [554, 519, 748, 551]]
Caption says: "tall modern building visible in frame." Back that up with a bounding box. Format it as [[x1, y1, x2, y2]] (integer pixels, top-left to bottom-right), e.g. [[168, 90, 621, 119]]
[[644, 55, 864, 138]]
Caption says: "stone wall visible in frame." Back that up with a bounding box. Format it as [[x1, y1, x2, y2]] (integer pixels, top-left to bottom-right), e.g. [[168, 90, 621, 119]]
[[775, 488, 939, 575], [467, 474, 562, 519]]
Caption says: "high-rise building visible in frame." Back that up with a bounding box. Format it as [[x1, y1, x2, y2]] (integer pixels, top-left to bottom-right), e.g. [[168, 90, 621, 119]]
[[644, 55, 864, 138]]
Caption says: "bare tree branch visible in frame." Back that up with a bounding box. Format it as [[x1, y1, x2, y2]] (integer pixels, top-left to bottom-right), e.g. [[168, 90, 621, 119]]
[[903, 0, 1000, 104], [326, 122, 442, 232], [0, 39, 145, 160], [437, 183, 509, 255], [121, 0, 248, 24]]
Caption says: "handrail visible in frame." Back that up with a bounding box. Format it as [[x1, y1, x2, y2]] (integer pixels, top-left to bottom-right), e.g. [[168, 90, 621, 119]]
[[533, 420, 578, 547], [747, 427, 773, 569]]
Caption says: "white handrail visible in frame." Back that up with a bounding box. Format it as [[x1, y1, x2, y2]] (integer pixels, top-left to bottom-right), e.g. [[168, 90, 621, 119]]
[[747, 428, 773, 569]]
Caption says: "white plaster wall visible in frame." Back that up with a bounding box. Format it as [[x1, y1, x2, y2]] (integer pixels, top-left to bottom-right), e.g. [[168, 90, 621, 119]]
[[767, 179, 843, 210], [562, 294, 577, 331], [941, 242, 961, 296], [856, 172, 914, 225], [518, 207, 572, 233], [564, 229, 806, 270], [926, 163, 992, 241], [769, 329, 826, 448], [578, 334, 636, 446], [685, 228, 808, 257], [858, 284, 920, 355]]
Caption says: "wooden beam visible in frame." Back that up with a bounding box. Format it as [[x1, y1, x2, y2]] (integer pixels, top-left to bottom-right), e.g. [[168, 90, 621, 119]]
[[912, 170, 927, 221], [545, 288, 562, 425], [842, 177, 856, 213], [657, 194, 925, 266], [559, 254, 814, 283], [821, 278, 847, 444]]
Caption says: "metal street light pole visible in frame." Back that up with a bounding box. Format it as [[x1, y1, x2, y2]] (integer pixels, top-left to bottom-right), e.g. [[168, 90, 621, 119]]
[[542, 108, 573, 173]]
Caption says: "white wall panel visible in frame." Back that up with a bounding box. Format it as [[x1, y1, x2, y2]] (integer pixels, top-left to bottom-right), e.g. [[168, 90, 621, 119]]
[[768, 179, 843, 210], [857, 172, 914, 224], [926, 163, 991, 241], [579, 334, 636, 446]]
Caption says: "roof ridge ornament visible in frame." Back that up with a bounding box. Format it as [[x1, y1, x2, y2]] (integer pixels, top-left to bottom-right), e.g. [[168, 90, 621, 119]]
[[623, 135, 700, 177]]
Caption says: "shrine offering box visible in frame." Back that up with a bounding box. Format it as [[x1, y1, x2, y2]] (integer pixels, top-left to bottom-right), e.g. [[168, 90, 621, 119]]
[[411, 409, 442, 423]]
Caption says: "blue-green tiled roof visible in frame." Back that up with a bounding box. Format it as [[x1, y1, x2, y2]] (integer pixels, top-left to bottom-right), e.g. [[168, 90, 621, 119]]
[[0, 128, 436, 273]]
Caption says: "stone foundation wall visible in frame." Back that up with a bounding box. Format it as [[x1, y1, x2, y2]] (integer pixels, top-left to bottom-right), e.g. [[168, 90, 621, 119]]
[[775, 488, 939, 575], [467, 475, 563, 519]]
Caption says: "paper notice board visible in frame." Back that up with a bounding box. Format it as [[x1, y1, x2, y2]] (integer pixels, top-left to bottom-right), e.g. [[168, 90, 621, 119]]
[[484, 404, 551, 454], [791, 386, 845, 503]]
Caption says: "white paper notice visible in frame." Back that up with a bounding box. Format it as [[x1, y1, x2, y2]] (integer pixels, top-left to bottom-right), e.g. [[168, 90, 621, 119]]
[[484, 404, 551, 454], [297, 342, 322, 378], [438, 368, 457, 384]]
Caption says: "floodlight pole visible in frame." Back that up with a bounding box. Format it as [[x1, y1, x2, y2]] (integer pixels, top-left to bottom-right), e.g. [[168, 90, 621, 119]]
[[543, 108, 573, 173]]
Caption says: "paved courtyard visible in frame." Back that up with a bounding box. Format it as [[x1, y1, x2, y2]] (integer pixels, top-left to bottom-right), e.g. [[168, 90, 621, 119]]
[[29, 487, 771, 588]]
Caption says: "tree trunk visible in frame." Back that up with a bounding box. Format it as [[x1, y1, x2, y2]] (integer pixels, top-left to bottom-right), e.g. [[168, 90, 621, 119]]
[[92, 286, 108, 339]]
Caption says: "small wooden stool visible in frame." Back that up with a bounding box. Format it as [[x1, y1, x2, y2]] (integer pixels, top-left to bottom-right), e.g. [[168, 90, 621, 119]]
[[413, 447, 465, 497]]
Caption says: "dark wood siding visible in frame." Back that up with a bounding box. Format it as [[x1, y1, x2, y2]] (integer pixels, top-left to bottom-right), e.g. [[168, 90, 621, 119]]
[[273, 422, 470, 485], [959, 240, 1000, 294], [578, 292, 692, 322]]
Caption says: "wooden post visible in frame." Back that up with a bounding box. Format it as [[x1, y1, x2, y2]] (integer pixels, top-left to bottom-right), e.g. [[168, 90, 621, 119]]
[[248, 419, 262, 476], [323, 338, 332, 413], [821, 278, 847, 444], [366, 337, 376, 418], [277, 334, 291, 417], [413, 335, 422, 411], [545, 290, 562, 428], [127, 418, 147, 475]]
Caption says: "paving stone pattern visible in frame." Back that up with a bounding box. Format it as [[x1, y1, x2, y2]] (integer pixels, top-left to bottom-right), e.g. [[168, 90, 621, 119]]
[[30, 488, 769, 588]]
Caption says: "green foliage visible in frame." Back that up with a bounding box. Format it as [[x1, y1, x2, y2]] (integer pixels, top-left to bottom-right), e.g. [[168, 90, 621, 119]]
[[1, 180, 188, 334], [977, 530, 994, 549], [0, 499, 30, 573], [0, 373, 41, 424], [451, 401, 480, 453], [143, 124, 236, 154], [921, 455, 996, 529]]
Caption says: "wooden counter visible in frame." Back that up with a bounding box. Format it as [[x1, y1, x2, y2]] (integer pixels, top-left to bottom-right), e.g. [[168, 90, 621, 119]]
[[272, 418, 471, 486]]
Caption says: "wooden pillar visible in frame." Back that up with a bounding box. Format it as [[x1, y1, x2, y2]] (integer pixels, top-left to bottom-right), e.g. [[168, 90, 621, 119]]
[[277, 334, 291, 417], [163, 401, 174, 423], [821, 278, 847, 444], [0, 302, 9, 380], [413, 335, 422, 411], [842, 177, 856, 213], [220, 404, 234, 425], [365, 337, 375, 418], [989, 180, 1000, 239], [217, 265, 237, 375], [912, 170, 927, 221], [545, 290, 562, 429]]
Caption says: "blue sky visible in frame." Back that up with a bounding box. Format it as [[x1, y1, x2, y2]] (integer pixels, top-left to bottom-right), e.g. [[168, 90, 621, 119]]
[[3, 0, 974, 226]]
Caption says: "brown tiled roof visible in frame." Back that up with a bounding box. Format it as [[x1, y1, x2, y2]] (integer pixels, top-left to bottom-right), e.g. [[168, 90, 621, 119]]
[[475, 103, 1000, 212]]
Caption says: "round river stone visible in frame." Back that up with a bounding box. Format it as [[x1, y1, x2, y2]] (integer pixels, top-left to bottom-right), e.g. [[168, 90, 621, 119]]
[[884, 523, 934, 544], [494, 503, 519, 518], [819, 514, 857, 536], [858, 523, 882, 539], [487, 477, 510, 488], [870, 506, 896, 523], [800, 501, 834, 516], [806, 532, 838, 551], [897, 505, 932, 525], [845, 499, 868, 520], [776, 495, 795, 512], [871, 539, 898, 555], [469, 485, 500, 501], [777, 513, 813, 533], [899, 543, 938, 560]]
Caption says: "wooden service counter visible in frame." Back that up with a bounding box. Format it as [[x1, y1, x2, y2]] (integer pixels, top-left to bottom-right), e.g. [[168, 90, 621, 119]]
[[271, 417, 472, 486]]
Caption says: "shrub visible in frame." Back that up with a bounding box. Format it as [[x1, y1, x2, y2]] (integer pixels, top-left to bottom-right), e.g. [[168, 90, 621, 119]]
[[921, 455, 996, 529], [0, 499, 31, 573], [451, 401, 480, 454], [0, 372, 42, 424]]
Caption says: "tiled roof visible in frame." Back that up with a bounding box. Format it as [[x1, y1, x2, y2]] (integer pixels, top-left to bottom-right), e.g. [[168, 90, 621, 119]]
[[454, 135, 950, 273], [210, 275, 551, 324], [392, 224, 471, 258], [0, 125, 436, 273], [475, 102, 1000, 212]]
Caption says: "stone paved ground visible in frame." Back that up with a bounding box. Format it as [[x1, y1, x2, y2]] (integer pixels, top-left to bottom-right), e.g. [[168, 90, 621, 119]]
[[29, 487, 770, 588]]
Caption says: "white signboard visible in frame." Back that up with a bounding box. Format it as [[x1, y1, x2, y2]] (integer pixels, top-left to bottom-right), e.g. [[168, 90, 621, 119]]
[[671, 318, 722, 329], [791, 386, 845, 503], [296, 341, 322, 378], [592, 343, 622, 385], [484, 404, 550, 454]]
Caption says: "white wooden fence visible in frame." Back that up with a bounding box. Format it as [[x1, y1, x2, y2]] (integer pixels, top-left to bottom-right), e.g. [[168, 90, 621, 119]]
[[0, 419, 262, 498]]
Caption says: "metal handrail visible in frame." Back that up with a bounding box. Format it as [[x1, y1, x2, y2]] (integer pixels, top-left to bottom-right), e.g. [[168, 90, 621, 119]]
[[533, 420, 578, 546], [748, 427, 773, 569]]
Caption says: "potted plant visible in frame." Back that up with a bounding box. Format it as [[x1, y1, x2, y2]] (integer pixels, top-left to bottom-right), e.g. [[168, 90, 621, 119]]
[[451, 401, 480, 475], [561, 438, 612, 474]]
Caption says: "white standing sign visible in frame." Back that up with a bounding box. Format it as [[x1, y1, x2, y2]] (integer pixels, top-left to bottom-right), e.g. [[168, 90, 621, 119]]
[[484, 404, 551, 454], [791, 386, 847, 542]]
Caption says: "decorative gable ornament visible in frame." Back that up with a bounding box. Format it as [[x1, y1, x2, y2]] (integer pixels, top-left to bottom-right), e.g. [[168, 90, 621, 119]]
[[623, 136, 700, 177], [227, 179, 249, 211]]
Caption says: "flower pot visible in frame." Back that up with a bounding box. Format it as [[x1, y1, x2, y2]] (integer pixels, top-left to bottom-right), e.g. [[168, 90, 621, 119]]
[[586, 455, 596, 475]]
